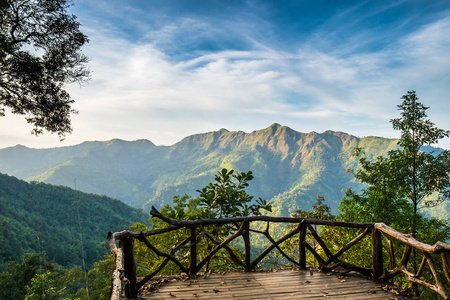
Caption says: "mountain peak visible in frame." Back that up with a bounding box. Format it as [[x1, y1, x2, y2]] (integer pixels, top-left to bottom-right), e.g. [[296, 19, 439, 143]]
[[103, 138, 155, 148], [269, 123, 282, 129], [262, 123, 293, 135]]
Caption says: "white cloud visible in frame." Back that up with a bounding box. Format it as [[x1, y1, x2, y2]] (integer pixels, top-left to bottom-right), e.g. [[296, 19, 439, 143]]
[[2, 5, 450, 150]]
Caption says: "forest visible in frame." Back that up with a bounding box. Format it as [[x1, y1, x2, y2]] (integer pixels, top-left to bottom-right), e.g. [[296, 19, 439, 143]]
[[0, 173, 147, 299]]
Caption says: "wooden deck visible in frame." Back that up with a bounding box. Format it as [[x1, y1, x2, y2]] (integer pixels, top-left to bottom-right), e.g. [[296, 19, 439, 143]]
[[139, 269, 416, 299]]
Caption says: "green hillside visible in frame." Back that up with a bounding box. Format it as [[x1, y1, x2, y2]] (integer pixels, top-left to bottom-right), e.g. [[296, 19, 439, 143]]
[[0, 173, 147, 272], [0, 124, 405, 215]]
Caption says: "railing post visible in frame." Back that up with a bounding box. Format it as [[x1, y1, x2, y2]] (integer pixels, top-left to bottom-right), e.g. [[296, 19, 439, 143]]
[[298, 221, 307, 270], [190, 226, 197, 277], [443, 252, 450, 283], [371, 226, 383, 280], [243, 220, 251, 271], [121, 236, 137, 298]]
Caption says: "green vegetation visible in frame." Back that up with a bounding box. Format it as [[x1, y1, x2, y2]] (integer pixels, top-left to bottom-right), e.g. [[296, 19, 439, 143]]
[[132, 168, 272, 277], [0, 252, 115, 300], [341, 91, 450, 237], [338, 91, 450, 299], [196, 168, 271, 218], [0, 173, 147, 271], [0, 173, 145, 299], [0, 125, 401, 215], [390, 91, 450, 237]]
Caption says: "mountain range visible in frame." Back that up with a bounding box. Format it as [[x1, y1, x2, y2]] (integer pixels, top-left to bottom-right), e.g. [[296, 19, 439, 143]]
[[0, 124, 408, 217]]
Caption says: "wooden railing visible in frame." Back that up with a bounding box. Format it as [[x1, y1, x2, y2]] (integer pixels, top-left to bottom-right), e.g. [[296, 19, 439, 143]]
[[108, 207, 450, 299], [375, 223, 450, 298]]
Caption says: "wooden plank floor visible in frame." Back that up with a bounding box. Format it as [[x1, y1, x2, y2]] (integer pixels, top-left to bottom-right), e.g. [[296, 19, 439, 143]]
[[140, 269, 417, 299]]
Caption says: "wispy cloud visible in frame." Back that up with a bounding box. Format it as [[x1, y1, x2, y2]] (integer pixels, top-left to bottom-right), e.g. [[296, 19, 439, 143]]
[[69, 10, 449, 143], [2, 1, 450, 149]]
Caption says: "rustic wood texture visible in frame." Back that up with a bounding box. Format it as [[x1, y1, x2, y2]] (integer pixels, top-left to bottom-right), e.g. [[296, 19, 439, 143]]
[[377, 224, 450, 299], [371, 228, 383, 280], [108, 231, 128, 300], [140, 269, 415, 299], [122, 237, 137, 298], [150, 206, 373, 228], [109, 209, 450, 299], [374, 223, 450, 253]]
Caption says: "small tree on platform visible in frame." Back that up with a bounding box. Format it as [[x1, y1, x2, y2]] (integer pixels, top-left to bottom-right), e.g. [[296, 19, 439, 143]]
[[131, 168, 272, 275]]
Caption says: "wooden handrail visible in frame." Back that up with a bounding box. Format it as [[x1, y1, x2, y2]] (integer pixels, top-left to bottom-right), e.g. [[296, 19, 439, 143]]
[[150, 206, 373, 228], [375, 223, 450, 299], [108, 209, 450, 300], [375, 223, 450, 253]]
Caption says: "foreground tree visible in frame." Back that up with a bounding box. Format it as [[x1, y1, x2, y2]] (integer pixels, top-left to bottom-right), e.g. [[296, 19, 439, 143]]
[[293, 194, 335, 221], [390, 91, 450, 237], [197, 168, 272, 218], [0, 0, 90, 137], [340, 148, 412, 229], [340, 91, 450, 297], [344, 91, 450, 236], [132, 169, 272, 275]]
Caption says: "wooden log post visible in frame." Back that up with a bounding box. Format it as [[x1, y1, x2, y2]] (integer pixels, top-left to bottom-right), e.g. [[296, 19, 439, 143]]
[[190, 226, 197, 277], [371, 227, 383, 280], [298, 220, 307, 270], [121, 236, 137, 299], [243, 220, 251, 272], [108, 232, 127, 300], [443, 252, 450, 284]]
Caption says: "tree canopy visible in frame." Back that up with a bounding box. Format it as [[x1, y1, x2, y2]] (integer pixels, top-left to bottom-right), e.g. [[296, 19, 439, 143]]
[[390, 91, 450, 231], [196, 168, 272, 218], [0, 0, 90, 137], [341, 91, 450, 238]]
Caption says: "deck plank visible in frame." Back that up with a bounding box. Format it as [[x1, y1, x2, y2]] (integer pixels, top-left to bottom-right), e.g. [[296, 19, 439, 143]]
[[140, 269, 417, 299]]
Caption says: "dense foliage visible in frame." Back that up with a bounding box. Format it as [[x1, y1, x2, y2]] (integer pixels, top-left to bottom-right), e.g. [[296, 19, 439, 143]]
[[132, 169, 271, 277], [0, 173, 147, 271], [0, 252, 115, 300], [337, 91, 450, 299], [390, 91, 450, 236], [343, 91, 450, 237], [196, 168, 272, 218], [0, 0, 90, 136]]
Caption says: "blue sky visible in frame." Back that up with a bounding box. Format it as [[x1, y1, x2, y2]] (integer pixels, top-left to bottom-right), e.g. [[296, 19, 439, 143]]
[[1, 0, 450, 149]]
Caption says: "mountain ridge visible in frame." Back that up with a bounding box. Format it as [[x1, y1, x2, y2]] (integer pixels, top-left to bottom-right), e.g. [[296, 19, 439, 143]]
[[0, 124, 405, 215]]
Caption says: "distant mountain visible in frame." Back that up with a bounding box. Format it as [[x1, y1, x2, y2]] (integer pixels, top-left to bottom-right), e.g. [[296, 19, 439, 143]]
[[0, 124, 405, 216], [0, 173, 147, 271]]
